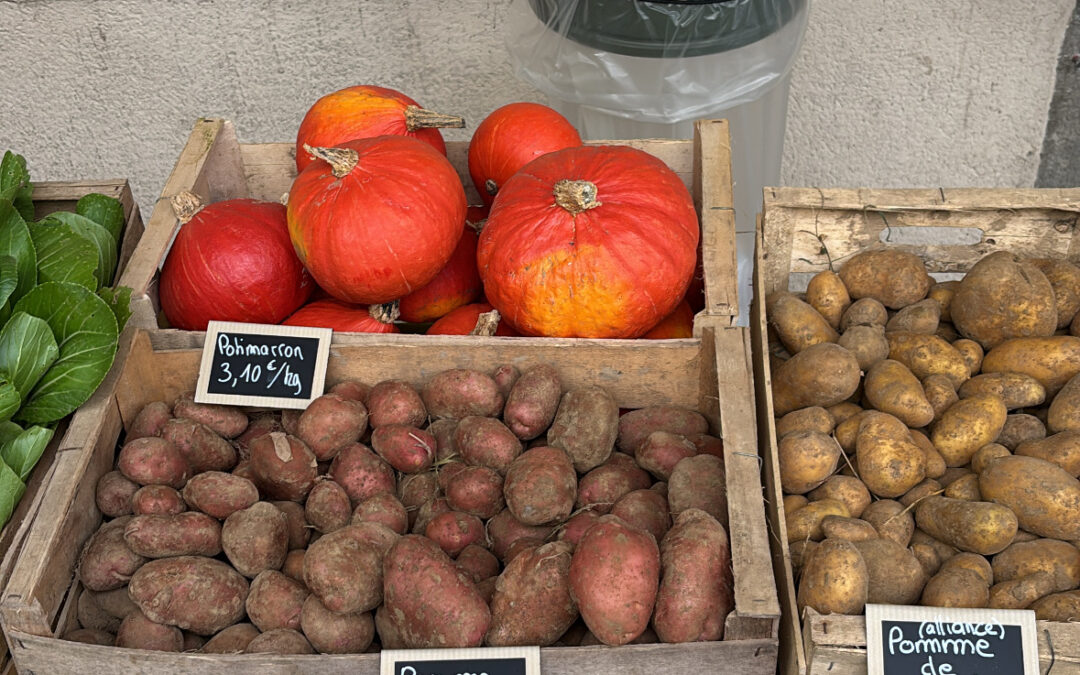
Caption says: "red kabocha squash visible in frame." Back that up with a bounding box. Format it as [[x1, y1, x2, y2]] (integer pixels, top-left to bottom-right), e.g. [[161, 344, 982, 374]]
[[296, 85, 464, 173], [477, 145, 699, 338], [642, 300, 695, 339], [159, 192, 313, 331], [396, 206, 488, 323], [282, 299, 398, 334], [288, 136, 468, 304], [426, 303, 519, 336], [468, 102, 581, 207]]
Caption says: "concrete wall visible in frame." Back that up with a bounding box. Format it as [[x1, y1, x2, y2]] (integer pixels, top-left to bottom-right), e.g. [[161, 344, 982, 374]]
[[0, 0, 1074, 218]]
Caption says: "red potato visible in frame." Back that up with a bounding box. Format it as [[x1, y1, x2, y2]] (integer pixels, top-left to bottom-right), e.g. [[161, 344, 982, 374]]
[[445, 465, 505, 519], [503, 446, 577, 526], [569, 515, 660, 646], [456, 544, 501, 583], [234, 414, 284, 461], [64, 628, 115, 646], [297, 393, 368, 461], [398, 471, 440, 519], [329, 379, 371, 402], [128, 556, 248, 635], [245, 628, 314, 654], [491, 364, 520, 402], [172, 392, 249, 439], [249, 432, 317, 501], [557, 509, 601, 548], [232, 461, 258, 484], [328, 442, 396, 503], [382, 535, 492, 647], [503, 364, 562, 440], [487, 509, 557, 562], [548, 386, 619, 473], [272, 500, 311, 550], [422, 369, 504, 420], [617, 406, 709, 454], [688, 433, 724, 458], [575, 452, 652, 514], [635, 431, 697, 481], [77, 588, 124, 633], [352, 492, 409, 534], [77, 517, 146, 592], [375, 604, 406, 649], [366, 380, 427, 428], [84, 586, 138, 622], [425, 510, 485, 558], [301, 595, 375, 654], [454, 416, 523, 475], [413, 497, 453, 535], [131, 485, 186, 516], [668, 454, 728, 527], [117, 437, 189, 489], [282, 549, 306, 583], [96, 471, 138, 517], [436, 461, 468, 494], [653, 509, 734, 643], [246, 569, 309, 632], [427, 418, 460, 461], [221, 502, 290, 578], [342, 521, 401, 559], [305, 479, 352, 533], [183, 631, 206, 651], [123, 512, 222, 558], [181, 471, 259, 519], [281, 409, 301, 435], [202, 623, 260, 654], [487, 540, 577, 646], [162, 417, 237, 473], [611, 489, 671, 544], [115, 609, 183, 651], [476, 576, 499, 605], [505, 537, 544, 564], [128, 401, 172, 441], [303, 527, 383, 613], [372, 424, 437, 473]]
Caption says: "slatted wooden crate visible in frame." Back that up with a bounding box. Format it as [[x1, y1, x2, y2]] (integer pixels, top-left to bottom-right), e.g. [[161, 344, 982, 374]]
[[750, 187, 1080, 675], [0, 179, 144, 674], [0, 315, 778, 673], [118, 116, 742, 333]]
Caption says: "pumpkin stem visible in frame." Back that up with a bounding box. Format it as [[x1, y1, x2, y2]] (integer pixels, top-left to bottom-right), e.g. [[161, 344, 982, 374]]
[[303, 144, 359, 178], [469, 309, 502, 336], [465, 217, 487, 235], [170, 191, 204, 224], [485, 178, 499, 198], [553, 179, 601, 215], [404, 105, 466, 130], [370, 301, 400, 325]]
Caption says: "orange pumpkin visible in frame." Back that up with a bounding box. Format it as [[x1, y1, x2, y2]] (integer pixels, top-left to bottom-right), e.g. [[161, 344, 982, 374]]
[[477, 145, 699, 338], [396, 206, 487, 323], [283, 299, 398, 334], [642, 300, 695, 339], [426, 303, 519, 336], [288, 136, 467, 305], [295, 85, 463, 173]]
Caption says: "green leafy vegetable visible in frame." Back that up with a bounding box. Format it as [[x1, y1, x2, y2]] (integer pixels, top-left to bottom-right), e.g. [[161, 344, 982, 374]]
[[1, 425, 53, 482], [0, 462, 25, 528], [0, 152, 32, 222], [0, 311, 59, 401], [28, 220, 98, 290], [76, 193, 124, 243], [42, 212, 118, 288], [0, 200, 37, 305], [0, 380, 19, 425], [0, 255, 17, 310], [13, 282, 118, 424], [99, 285, 133, 331], [0, 421, 22, 447]]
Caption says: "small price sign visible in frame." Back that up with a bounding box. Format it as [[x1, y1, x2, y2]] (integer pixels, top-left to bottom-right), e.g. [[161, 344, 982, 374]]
[[195, 321, 332, 409], [866, 604, 1038, 675], [380, 646, 540, 675]]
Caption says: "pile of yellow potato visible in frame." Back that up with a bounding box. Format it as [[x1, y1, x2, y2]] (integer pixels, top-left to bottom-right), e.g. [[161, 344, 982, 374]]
[[769, 249, 1080, 616]]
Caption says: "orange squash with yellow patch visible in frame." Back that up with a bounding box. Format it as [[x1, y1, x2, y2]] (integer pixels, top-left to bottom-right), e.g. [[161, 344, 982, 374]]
[[476, 145, 699, 338]]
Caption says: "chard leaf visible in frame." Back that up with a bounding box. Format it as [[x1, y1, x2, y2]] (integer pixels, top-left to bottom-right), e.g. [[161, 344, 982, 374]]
[[29, 220, 98, 291], [1, 424, 53, 482], [99, 285, 133, 331], [0, 200, 37, 304], [0, 312, 59, 401], [0, 152, 32, 222], [76, 193, 124, 243], [0, 255, 18, 310], [44, 212, 118, 288], [0, 421, 23, 447], [13, 282, 119, 424], [0, 461, 26, 529], [0, 379, 20, 425]]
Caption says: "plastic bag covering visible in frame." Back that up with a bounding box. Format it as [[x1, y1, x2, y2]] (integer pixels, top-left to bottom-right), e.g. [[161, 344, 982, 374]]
[[506, 0, 809, 125]]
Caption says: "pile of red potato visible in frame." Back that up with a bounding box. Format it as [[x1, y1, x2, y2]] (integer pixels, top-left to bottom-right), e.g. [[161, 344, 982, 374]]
[[68, 364, 732, 654]]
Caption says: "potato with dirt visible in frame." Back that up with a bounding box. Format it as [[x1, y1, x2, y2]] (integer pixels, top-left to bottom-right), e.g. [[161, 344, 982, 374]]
[[221, 501, 289, 577], [181, 471, 259, 519], [303, 526, 383, 613], [248, 432, 317, 501], [767, 291, 839, 354], [653, 509, 733, 643], [797, 538, 868, 615], [487, 540, 577, 646], [300, 595, 375, 654], [771, 343, 862, 417], [422, 368, 504, 419], [297, 392, 368, 461], [503, 364, 562, 440], [838, 249, 932, 309], [128, 556, 248, 635], [548, 386, 619, 473], [78, 517, 146, 592], [503, 446, 576, 526], [246, 569, 308, 632], [365, 379, 426, 428]]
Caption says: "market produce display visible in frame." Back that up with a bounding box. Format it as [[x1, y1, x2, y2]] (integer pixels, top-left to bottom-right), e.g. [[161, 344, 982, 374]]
[[0, 151, 132, 527], [70, 364, 734, 653], [769, 248, 1080, 619]]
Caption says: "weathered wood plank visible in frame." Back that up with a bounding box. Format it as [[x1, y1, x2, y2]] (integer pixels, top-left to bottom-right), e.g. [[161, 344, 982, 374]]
[[695, 119, 739, 320]]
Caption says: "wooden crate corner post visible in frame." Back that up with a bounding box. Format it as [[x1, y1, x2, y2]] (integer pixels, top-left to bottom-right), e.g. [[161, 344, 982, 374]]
[[693, 118, 740, 324]]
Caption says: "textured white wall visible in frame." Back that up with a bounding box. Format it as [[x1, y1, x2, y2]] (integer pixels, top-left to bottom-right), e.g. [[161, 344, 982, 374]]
[[0, 0, 1072, 217]]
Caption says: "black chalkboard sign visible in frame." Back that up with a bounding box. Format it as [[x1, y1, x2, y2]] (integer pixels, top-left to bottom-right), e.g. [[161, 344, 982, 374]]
[[866, 604, 1038, 675], [380, 647, 539, 675], [195, 321, 332, 409]]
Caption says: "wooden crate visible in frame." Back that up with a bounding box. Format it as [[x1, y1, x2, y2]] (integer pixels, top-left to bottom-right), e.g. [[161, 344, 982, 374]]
[[0, 317, 780, 673], [750, 187, 1080, 675], [0, 180, 144, 673], [118, 116, 742, 331]]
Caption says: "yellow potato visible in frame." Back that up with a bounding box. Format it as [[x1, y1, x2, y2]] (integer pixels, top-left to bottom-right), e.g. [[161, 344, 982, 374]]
[[805, 270, 851, 331], [838, 324, 890, 371], [952, 251, 1058, 349], [910, 542, 943, 577], [996, 414, 1046, 451], [981, 336, 1080, 398], [789, 540, 819, 578], [786, 499, 850, 543], [1030, 590, 1080, 621], [853, 537, 927, 605], [900, 478, 944, 507], [797, 538, 868, 615], [911, 528, 959, 564], [952, 339, 984, 376], [957, 372, 1046, 410], [941, 552, 994, 585], [778, 430, 843, 494], [771, 343, 862, 417], [821, 515, 878, 542], [992, 538, 1080, 592], [988, 571, 1057, 609], [826, 402, 863, 426], [928, 281, 959, 323], [833, 411, 869, 454], [767, 292, 839, 355], [921, 567, 990, 608], [783, 494, 809, 514], [937, 323, 960, 343], [938, 467, 974, 487], [942, 473, 980, 501], [838, 249, 932, 310], [908, 430, 947, 479], [861, 499, 914, 547], [775, 406, 835, 438], [885, 298, 941, 335], [1015, 431, 1080, 477], [979, 455, 1080, 540], [808, 475, 872, 519], [888, 332, 971, 389], [1028, 258, 1080, 329], [914, 495, 1017, 555], [864, 359, 935, 428], [1048, 373, 1080, 434], [922, 374, 959, 423], [969, 443, 1011, 474], [856, 413, 927, 498], [840, 297, 889, 331], [930, 394, 1008, 467]]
